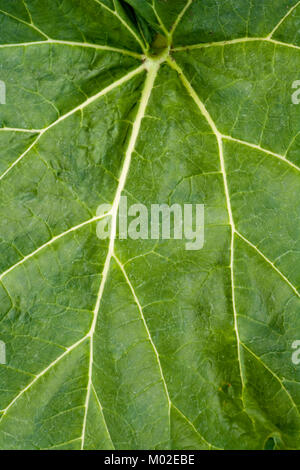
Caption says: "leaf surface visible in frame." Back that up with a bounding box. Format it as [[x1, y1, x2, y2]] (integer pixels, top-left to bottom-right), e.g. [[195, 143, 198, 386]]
[[0, 0, 300, 450]]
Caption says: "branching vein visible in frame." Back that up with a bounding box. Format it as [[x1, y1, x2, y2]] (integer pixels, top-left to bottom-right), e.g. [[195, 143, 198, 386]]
[[236, 231, 300, 298], [0, 64, 145, 182], [267, 0, 300, 39], [114, 253, 219, 449], [223, 135, 300, 173], [113, 255, 171, 408], [167, 57, 245, 388], [0, 213, 109, 282], [167, 57, 300, 424], [172, 37, 300, 52], [0, 40, 143, 58], [0, 8, 49, 40], [170, 0, 193, 37], [93, 0, 146, 52], [241, 342, 300, 419], [81, 60, 160, 449]]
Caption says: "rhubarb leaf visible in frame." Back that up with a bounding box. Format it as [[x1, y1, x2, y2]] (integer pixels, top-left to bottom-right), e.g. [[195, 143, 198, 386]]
[[0, 0, 300, 450]]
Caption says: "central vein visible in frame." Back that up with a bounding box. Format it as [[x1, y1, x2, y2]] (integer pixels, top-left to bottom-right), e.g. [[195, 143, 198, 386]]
[[80, 59, 160, 448]]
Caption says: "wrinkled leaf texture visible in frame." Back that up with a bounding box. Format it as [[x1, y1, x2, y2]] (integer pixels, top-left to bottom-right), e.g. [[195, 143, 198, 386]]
[[0, 0, 300, 450]]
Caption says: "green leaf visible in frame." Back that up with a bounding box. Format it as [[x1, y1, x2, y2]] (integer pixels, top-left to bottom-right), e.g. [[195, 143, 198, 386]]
[[0, 0, 300, 450]]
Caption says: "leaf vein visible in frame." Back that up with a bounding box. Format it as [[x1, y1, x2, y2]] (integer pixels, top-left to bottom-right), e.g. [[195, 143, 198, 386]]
[[81, 61, 159, 449], [166, 57, 245, 390], [267, 0, 300, 39], [236, 231, 300, 298], [0, 8, 49, 40], [241, 342, 300, 419], [0, 64, 145, 182]]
